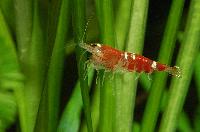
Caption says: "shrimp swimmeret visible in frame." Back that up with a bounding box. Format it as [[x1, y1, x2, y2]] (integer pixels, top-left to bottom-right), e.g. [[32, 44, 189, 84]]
[[79, 43, 181, 78]]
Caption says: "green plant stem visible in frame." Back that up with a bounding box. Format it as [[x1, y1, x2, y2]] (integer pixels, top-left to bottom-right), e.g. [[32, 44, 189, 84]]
[[14, 0, 33, 131], [133, 122, 140, 132], [159, 0, 200, 131], [35, 0, 70, 131], [114, 0, 149, 131], [114, 73, 137, 132], [126, 0, 148, 53], [46, 0, 62, 52], [73, 0, 93, 131], [58, 70, 94, 132], [94, 0, 115, 131], [22, 1, 47, 131], [14, 0, 33, 64], [114, 0, 133, 131], [139, 74, 151, 90], [81, 82, 100, 132], [141, 0, 184, 131], [194, 53, 200, 132], [177, 112, 193, 132], [194, 53, 200, 100], [115, 0, 132, 50], [95, 0, 115, 44]]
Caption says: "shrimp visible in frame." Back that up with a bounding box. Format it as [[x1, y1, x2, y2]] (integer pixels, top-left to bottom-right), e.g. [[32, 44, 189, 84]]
[[79, 43, 181, 77]]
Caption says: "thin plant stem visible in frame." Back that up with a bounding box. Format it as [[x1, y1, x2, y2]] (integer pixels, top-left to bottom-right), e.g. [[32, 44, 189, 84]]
[[57, 70, 94, 132], [73, 0, 93, 131]]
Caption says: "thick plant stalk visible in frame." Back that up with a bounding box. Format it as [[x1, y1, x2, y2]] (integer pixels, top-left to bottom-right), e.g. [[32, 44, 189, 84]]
[[114, 0, 149, 131], [95, 0, 115, 131]]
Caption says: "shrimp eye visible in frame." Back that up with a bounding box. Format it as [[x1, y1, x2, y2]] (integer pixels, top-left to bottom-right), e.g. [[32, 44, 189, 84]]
[[90, 43, 102, 48], [90, 43, 97, 47]]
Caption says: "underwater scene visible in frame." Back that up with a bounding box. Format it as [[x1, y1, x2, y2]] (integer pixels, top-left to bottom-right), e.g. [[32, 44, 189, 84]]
[[0, 0, 200, 131]]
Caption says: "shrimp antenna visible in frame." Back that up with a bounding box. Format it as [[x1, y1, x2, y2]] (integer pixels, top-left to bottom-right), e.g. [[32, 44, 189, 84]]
[[78, 14, 95, 66], [80, 13, 95, 44], [78, 14, 95, 62]]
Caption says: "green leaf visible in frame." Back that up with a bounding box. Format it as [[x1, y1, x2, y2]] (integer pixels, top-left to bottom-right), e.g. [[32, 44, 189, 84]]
[[0, 0, 15, 32], [0, 9, 24, 131], [35, 0, 71, 131], [46, 0, 70, 131], [0, 92, 17, 131], [14, 0, 48, 131], [23, 1, 47, 131], [81, 80, 100, 132], [0, 9, 21, 81], [0, 11, 27, 132]]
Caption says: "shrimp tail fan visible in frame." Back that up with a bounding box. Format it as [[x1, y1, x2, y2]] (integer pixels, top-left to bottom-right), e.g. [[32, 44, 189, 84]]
[[165, 66, 181, 78]]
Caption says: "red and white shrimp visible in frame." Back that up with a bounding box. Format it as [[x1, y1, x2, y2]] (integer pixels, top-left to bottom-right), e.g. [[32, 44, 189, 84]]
[[79, 43, 181, 77]]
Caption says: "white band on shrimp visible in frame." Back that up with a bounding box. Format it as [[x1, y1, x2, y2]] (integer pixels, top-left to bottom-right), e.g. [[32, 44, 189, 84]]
[[151, 61, 157, 69], [131, 53, 136, 60], [124, 52, 128, 60]]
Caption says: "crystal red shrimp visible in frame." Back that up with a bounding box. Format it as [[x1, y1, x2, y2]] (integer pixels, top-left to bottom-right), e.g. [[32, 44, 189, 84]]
[[79, 43, 181, 77]]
